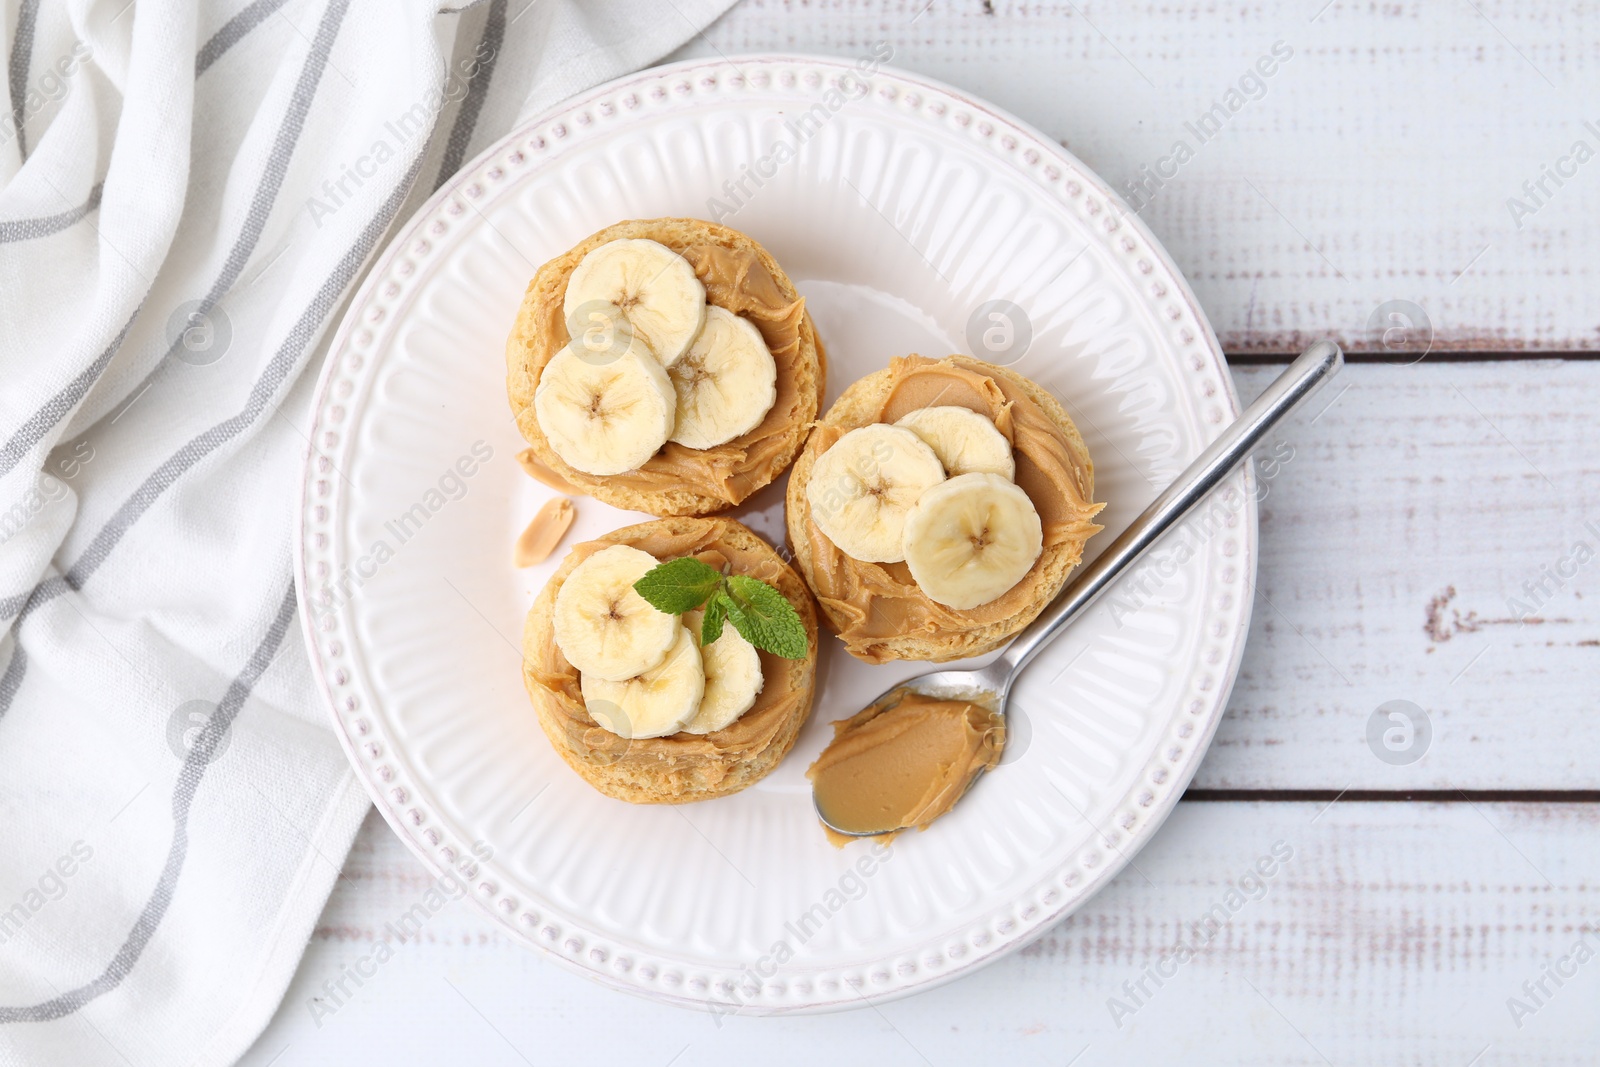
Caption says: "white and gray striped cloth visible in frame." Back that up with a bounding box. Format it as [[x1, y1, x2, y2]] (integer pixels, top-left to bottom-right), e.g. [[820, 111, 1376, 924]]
[[0, 0, 734, 1062]]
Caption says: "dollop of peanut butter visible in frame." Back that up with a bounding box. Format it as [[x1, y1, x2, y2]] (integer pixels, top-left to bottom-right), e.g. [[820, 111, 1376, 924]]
[[808, 689, 1004, 845], [533, 244, 809, 506], [515, 447, 583, 495], [806, 355, 1103, 662]]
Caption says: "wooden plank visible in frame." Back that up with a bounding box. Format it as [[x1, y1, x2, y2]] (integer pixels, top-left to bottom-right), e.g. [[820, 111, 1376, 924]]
[[239, 802, 1600, 1065], [671, 2, 1600, 354], [1199, 360, 1600, 790]]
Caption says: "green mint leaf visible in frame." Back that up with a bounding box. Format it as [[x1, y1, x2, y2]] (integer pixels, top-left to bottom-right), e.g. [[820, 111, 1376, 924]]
[[724, 575, 808, 659], [633, 557, 722, 615], [699, 593, 729, 646]]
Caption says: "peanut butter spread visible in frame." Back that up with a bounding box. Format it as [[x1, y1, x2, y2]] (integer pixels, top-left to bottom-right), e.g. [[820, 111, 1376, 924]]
[[808, 689, 1004, 843], [526, 522, 807, 778], [533, 244, 808, 506], [806, 355, 1102, 656], [515, 447, 583, 495]]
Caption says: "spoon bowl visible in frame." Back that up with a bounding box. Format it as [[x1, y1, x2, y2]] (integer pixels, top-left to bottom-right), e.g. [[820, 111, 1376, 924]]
[[810, 665, 1013, 837]]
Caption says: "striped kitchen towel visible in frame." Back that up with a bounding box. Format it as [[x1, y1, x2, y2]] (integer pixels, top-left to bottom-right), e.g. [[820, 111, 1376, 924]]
[[0, 0, 735, 1063]]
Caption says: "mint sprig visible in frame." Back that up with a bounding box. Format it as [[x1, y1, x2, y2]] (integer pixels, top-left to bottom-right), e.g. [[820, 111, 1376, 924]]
[[633, 557, 807, 659]]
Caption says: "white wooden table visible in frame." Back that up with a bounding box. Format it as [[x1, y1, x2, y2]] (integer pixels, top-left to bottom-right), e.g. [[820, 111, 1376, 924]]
[[242, 4, 1600, 1063]]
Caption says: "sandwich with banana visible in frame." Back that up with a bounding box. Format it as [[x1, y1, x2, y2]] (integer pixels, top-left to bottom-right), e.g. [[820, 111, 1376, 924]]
[[785, 355, 1105, 664], [522, 517, 819, 803], [505, 218, 824, 516]]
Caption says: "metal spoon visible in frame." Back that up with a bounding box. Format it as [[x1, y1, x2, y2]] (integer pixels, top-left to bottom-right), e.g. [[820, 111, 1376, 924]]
[[815, 339, 1344, 837]]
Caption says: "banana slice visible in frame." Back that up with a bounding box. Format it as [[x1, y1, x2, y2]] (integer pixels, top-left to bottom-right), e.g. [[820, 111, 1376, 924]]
[[554, 545, 679, 681], [668, 307, 778, 449], [581, 626, 705, 739], [902, 472, 1044, 609], [563, 239, 706, 366], [533, 324, 676, 476], [896, 405, 1015, 480], [805, 424, 946, 563], [680, 610, 764, 734]]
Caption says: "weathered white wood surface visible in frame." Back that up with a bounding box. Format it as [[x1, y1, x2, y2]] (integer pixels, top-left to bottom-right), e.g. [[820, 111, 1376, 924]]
[[672, 1, 1600, 353], [1200, 360, 1600, 790], [239, 803, 1600, 1066]]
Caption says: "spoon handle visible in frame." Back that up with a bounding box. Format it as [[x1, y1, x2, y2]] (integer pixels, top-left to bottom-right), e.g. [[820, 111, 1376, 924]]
[[997, 339, 1344, 679]]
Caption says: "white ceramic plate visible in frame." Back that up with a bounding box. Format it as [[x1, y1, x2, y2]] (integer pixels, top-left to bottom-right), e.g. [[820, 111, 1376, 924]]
[[295, 54, 1255, 1014]]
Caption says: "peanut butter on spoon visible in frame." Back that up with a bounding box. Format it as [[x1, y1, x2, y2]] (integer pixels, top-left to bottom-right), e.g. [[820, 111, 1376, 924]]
[[807, 689, 1004, 845]]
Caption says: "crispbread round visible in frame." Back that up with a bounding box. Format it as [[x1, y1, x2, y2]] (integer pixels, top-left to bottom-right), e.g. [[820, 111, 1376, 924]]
[[786, 355, 1101, 663], [506, 218, 823, 516], [523, 517, 819, 803]]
